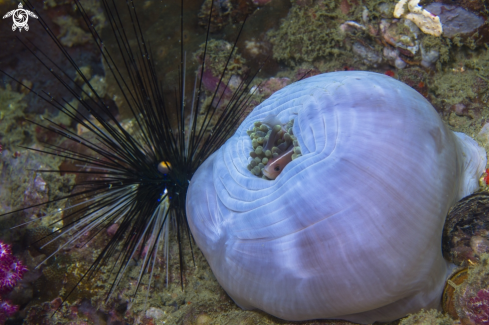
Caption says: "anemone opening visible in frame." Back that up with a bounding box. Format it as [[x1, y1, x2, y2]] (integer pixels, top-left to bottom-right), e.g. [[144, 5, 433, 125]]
[[247, 117, 301, 179]]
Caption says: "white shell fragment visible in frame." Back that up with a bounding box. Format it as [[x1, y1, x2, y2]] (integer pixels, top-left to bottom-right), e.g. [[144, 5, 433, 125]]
[[394, 0, 443, 37], [186, 72, 486, 323]]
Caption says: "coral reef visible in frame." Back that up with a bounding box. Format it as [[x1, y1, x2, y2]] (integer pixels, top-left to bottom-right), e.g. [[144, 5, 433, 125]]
[[187, 38, 253, 138], [399, 309, 453, 325], [0, 242, 27, 292], [0, 85, 30, 150], [465, 288, 489, 324], [1, 0, 489, 324], [0, 241, 27, 324], [267, 0, 349, 65], [265, 0, 489, 87], [198, 0, 258, 33], [194, 39, 248, 83], [444, 254, 489, 324], [25, 226, 59, 256], [0, 147, 75, 225], [0, 300, 18, 325], [53, 16, 92, 47], [198, 0, 232, 33]]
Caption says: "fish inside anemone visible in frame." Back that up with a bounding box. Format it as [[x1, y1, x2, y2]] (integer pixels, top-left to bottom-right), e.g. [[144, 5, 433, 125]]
[[186, 71, 487, 323]]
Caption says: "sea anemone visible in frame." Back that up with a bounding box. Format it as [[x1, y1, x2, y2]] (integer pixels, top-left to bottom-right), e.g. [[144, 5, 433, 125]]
[[187, 71, 487, 323]]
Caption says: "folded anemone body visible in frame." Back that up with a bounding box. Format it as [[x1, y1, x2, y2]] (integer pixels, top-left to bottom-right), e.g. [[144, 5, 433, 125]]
[[186, 71, 487, 323]]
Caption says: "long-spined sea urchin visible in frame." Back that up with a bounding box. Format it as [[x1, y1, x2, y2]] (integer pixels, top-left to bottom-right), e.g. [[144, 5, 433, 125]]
[[0, 0, 263, 313]]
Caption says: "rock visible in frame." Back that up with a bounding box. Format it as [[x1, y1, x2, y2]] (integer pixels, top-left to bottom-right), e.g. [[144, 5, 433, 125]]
[[420, 44, 439, 68], [145, 307, 165, 320], [352, 42, 382, 67], [195, 313, 212, 325], [380, 19, 420, 56], [425, 3, 484, 38]]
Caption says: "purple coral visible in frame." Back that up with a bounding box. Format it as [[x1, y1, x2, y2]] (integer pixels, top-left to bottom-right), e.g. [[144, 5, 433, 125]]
[[0, 244, 10, 262], [466, 288, 489, 324], [0, 242, 26, 292], [0, 241, 27, 324], [0, 300, 17, 324]]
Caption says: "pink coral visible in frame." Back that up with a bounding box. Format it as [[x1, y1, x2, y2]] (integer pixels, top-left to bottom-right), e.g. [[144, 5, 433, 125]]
[[0, 241, 27, 324], [0, 244, 11, 262], [0, 259, 27, 290], [466, 288, 489, 324], [0, 299, 18, 324]]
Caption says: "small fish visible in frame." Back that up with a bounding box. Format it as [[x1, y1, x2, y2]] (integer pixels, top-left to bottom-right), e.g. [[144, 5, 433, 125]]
[[262, 145, 294, 179], [157, 161, 171, 174]]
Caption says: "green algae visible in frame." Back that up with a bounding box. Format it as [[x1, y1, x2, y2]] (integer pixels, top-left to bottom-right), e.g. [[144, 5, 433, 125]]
[[0, 85, 73, 150], [195, 38, 247, 80], [267, 0, 349, 66], [399, 309, 454, 325], [444, 254, 489, 324], [430, 47, 489, 116], [266, 0, 405, 67], [0, 85, 76, 247], [0, 84, 29, 150], [363, 0, 396, 20], [431, 69, 480, 109], [44, 0, 106, 33], [53, 15, 92, 47], [464, 45, 489, 103], [420, 35, 451, 70], [82, 75, 107, 99]]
